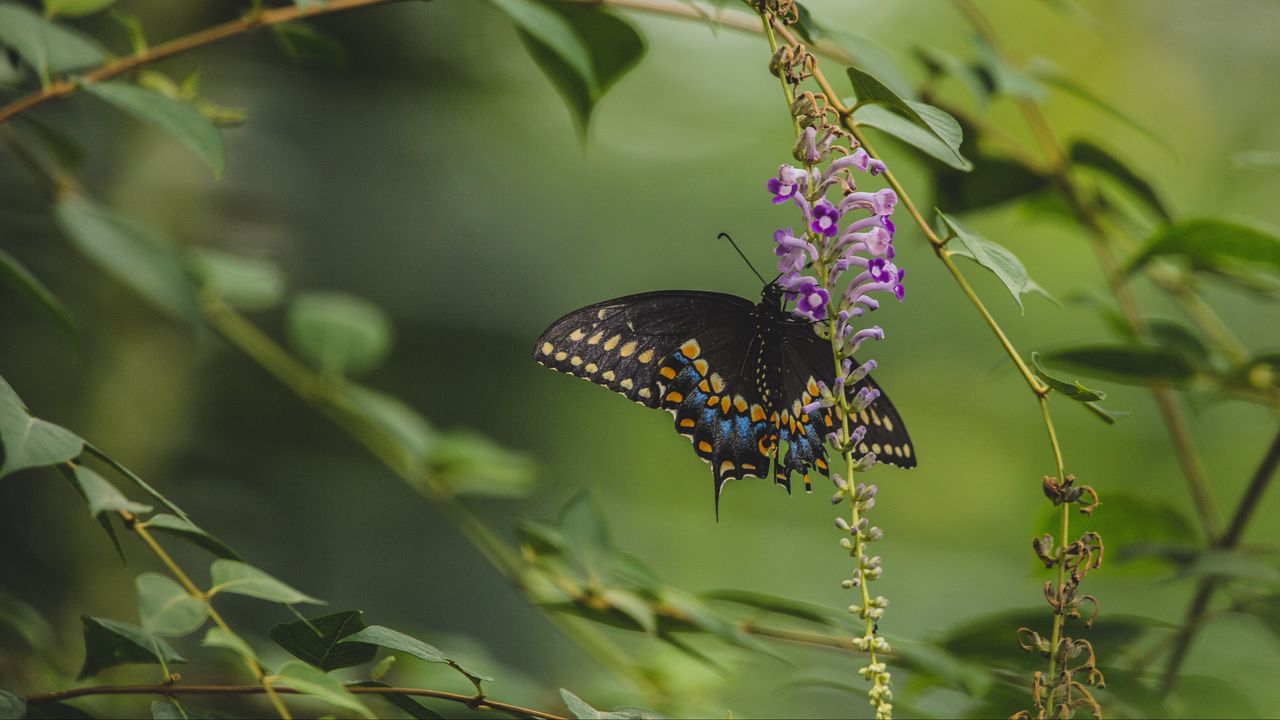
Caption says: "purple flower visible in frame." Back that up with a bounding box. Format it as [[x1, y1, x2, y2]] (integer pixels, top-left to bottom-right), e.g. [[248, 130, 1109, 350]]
[[773, 228, 812, 273], [766, 165, 806, 204], [810, 199, 841, 237], [791, 276, 830, 321]]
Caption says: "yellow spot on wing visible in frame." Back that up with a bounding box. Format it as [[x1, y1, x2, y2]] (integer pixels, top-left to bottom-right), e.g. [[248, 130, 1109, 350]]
[[554, 351, 568, 361], [637, 348, 654, 363], [734, 396, 748, 412], [807, 378, 820, 396], [871, 443, 881, 454], [570, 356, 583, 366], [638, 387, 652, 399], [597, 308, 608, 320], [751, 405, 766, 422], [604, 335, 621, 351], [620, 340, 638, 357], [710, 374, 725, 393], [719, 461, 735, 475], [681, 340, 701, 359], [602, 370, 616, 381], [585, 363, 598, 373], [587, 331, 604, 345], [903, 444, 912, 458], [870, 409, 883, 426], [569, 328, 586, 341], [883, 416, 895, 432], [620, 378, 634, 390], [694, 359, 709, 375], [541, 342, 553, 356]]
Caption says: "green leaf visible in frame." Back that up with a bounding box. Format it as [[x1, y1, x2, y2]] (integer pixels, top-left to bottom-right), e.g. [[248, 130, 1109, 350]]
[[939, 609, 1158, 668], [600, 588, 656, 634], [54, 196, 199, 321], [1041, 344, 1198, 386], [201, 627, 262, 665], [1173, 549, 1280, 586], [341, 625, 492, 683], [657, 588, 780, 660], [938, 210, 1050, 310], [346, 682, 445, 719], [0, 689, 25, 720], [934, 154, 1050, 213], [43, 0, 115, 18], [559, 689, 665, 719], [971, 39, 1045, 101], [272, 661, 375, 719], [701, 589, 845, 628], [854, 102, 971, 171], [271, 21, 347, 66], [913, 45, 988, 104], [136, 573, 207, 637], [110, 9, 146, 55], [84, 443, 189, 521], [190, 248, 285, 310], [287, 292, 393, 377], [207, 559, 324, 605], [77, 616, 186, 679], [560, 490, 611, 586], [0, 246, 75, 346], [1081, 400, 1130, 425], [1069, 140, 1171, 222], [0, 379, 83, 478], [0, 2, 105, 75], [514, 2, 644, 135], [84, 81, 224, 178], [1030, 352, 1106, 401], [848, 66, 970, 170], [1128, 219, 1280, 275], [270, 611, 376, 671], [67, 464, 152, 517], [56, 464, 125, 561], [140, 513, 240, 560], [428, 430, 534, 498], [337, 384, 435, 475], [489, 0, 594, 90], [1232, 150, 1280, 173]]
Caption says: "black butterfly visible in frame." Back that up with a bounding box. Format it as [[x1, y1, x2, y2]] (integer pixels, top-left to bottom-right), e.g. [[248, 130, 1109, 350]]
[[533, 283, 915, 510]]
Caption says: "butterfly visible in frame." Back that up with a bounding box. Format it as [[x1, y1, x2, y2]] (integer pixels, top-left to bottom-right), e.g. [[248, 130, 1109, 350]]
[[533, 282, 915, 512]]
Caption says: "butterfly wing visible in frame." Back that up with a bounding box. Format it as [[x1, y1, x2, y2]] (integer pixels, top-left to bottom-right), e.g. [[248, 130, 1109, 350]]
[[779, 319, 917, 472], [534, 291, 775, 505]]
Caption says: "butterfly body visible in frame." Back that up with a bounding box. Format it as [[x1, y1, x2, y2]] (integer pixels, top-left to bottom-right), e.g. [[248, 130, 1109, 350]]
[[534, 285, 914, 508]]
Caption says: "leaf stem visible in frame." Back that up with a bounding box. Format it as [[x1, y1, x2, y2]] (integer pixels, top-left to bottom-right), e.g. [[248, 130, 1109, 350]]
[[118, 509, 291, 719], [24, 683, 566, 720]]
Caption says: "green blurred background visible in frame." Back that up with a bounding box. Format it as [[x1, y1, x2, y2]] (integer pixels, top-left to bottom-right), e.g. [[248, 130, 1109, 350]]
[[2, 0, 1279, 717]]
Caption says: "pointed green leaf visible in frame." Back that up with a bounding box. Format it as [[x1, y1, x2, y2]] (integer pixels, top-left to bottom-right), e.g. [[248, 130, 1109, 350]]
[[854, 102, 971, 171], [0, 386, 82, 478], [848, 66, 970, 170], [77, 616, 185, 679], [201, 627, 262, 665], [136, 573, 207, 637], [54, 197, 199, 321], [271, 21, 347, 67], [600, 588, 656, 634], [84, 444, 189, 521], [560, 490, 611, 586], [657, 588, 781, 661], [207, 560, 323, 605], [0, 689, 24, 720], [514, 2, 644, 135], [190, 248, 284, 310], [559, 689, 664, 719], [272, 661, 375, 719], [701, 589, 845, 628], [489, 0, 594, 89], [67, 465, 152, 517], [428, 430, 534, 498], [139, 513, 240, 560], [270, 611, 376, 671], [287, 292, 393, 377], [341, 625, 492, 683], [1081, 401, 1129, 425], [1128, 219, 1280, 275], [337, 384, 435, 475], [938, 210, 1051, 310], [0, 246, 75, 346], [0, 2, 105, 74], [84, 81, 224, 177], [1069, 140, 1171, 222], [1031, 352, 1106, 402], [0, 591, 55, 653], [1040, 345, 1197, 386]]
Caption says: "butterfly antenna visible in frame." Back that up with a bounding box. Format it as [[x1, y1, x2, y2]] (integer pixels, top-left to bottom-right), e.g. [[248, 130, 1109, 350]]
[[718, 232, 768, 285]]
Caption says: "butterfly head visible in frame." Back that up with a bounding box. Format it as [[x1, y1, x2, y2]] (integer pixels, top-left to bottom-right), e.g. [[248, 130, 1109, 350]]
[[761, 280, 786, 309]]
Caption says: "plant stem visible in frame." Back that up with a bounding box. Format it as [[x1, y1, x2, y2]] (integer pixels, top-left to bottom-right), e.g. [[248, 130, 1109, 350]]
[[24, 683, 566, 720], [1159, 426, 1280, 691], [119, 510, 291, 719], [0, 0, 403, 126], [1038, 397, 1070, 680]]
